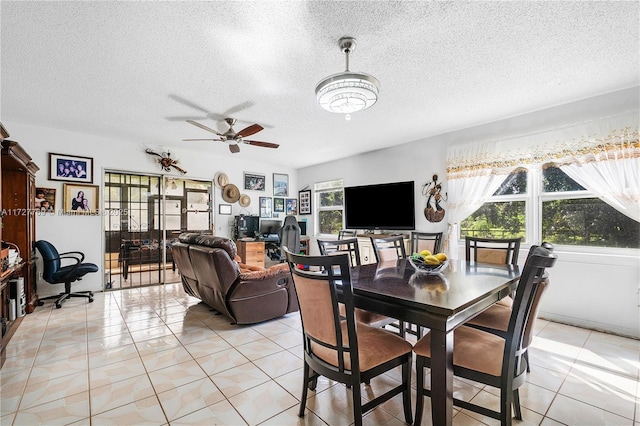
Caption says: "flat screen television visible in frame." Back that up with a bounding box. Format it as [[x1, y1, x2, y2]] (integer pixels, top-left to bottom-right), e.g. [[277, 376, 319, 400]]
[[344, 181, 415, 231]]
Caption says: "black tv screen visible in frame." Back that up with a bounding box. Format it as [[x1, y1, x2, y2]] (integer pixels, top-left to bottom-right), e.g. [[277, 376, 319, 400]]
[[344, 181, 415, 230]]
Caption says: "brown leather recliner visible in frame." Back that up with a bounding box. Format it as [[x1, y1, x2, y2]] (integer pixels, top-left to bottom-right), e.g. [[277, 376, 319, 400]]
[[172, 233, 298, 324]]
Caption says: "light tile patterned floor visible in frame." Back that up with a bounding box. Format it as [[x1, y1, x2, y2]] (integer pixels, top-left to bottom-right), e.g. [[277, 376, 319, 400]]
[[1, 283, 638, 425]]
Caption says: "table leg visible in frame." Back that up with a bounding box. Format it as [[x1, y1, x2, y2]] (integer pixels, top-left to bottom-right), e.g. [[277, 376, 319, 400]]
[[430, 329, 454, 426]]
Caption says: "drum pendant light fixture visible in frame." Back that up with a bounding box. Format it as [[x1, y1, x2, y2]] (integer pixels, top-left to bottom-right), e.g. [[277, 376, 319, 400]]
[[315, 37, 380, 116]]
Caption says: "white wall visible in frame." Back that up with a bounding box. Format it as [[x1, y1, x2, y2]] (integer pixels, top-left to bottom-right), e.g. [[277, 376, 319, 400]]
[[5, 121, 298, 297], [298, 87, 640, 338], [5, 88, 639, 337]]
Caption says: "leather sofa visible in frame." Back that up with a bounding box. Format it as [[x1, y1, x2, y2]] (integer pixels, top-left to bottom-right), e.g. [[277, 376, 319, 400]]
[[172, 233, 298, 324]]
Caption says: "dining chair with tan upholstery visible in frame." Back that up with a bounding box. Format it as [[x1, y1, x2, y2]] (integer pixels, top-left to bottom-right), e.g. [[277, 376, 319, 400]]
[[413, 244, 557, 426], [283, 249, 413, 426], [465, 236, 521, 266], [409, 231, 443, 255], [369, 235, 407, 263], [369, 235, 413, 337], [317, 237, 398, 331], [466, 242, 554, 372]]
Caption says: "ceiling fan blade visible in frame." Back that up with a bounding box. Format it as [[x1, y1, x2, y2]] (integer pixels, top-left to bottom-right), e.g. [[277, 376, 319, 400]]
[[187, 120, 222, 135], [182, 138, 222, 141], [229, 144, 240, 154], [223, 101, 254, 117], [169, 94, 210, 113], [145, 148, 163, 157], [244, 140, 279, 149], [236, 124, 264, 138], [166, 115, 207, 121]]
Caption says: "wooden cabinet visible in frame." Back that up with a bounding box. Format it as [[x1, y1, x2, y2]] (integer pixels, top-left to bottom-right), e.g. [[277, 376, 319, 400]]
[[1, 140, 39, 365], [236, 240, 265, 268], [299, 236, 310, 255]]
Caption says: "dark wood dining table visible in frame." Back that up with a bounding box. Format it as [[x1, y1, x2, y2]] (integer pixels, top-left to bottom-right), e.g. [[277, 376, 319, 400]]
[[349, 258, 521, 426]]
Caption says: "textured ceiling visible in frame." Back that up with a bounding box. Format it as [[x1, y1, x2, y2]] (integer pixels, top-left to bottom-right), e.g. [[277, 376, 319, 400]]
[[1, 1, 638, 168]]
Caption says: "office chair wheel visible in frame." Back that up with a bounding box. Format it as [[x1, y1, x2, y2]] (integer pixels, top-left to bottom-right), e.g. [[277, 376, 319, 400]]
[[89, 297, 94, 303], [55, 303, 62, 309]]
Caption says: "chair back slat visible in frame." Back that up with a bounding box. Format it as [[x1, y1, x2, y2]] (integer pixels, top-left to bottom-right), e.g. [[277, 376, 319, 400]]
[[465, 236, 521, 265], [317, 238, 361, 266], [338, 229, 357, 239], [370, 236, 406, 263], [410, 231, 443, 254]]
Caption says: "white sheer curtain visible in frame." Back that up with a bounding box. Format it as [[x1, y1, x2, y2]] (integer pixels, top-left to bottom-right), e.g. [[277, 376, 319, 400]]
[[558, 125, 639, 222], [444, 142, 515, 259]]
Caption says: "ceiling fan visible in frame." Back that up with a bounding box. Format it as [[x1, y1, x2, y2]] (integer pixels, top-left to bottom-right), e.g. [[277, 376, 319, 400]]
[[145, 148, 187, 174], [183, 118, 279, 154]]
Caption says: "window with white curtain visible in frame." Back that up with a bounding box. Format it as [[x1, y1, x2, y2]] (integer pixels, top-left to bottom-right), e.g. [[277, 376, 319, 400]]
[[461, 165, 640, 248]]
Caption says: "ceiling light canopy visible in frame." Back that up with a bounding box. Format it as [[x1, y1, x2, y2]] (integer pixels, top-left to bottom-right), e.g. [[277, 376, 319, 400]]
[[315, 37, 380, 115]]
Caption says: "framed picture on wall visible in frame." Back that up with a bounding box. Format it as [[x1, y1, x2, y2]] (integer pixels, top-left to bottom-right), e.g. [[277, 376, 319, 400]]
[[285, 198, 298, 215], [274, 197, 284, 212], [259, 196, 273, 218], [63, 183, 99, 214], [219, 204, 232, 215], [35, 187, 56, 212], [273, 173, 289, 196], [299, 189, 311, 215], [49, 153, 93, 183], [244, 172, 266, 191]]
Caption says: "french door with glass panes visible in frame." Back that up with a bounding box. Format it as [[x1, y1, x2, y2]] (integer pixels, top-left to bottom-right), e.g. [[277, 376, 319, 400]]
[[104, 172, 212, 289]]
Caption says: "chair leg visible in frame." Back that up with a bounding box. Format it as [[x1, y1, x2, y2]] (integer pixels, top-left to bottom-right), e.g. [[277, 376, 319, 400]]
[[512, 389, 523, 420], [402, 355, 413, 425], [414, 356, 426, 426], [299, 362, 311, 417], [43, 281, 94, 309], [501, 387, 514, 425], [524, 349, 531, 372], [398, 320, 406, 338], [351, 377, 363, 426]]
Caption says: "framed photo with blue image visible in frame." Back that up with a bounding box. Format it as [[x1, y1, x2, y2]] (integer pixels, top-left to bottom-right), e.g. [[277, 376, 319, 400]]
[[273, 173, 288, 196], [49, 153, 93, 183]]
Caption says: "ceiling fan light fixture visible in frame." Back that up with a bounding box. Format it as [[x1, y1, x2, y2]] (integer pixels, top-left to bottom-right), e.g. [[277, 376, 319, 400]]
[[315, 37, 379, 115]]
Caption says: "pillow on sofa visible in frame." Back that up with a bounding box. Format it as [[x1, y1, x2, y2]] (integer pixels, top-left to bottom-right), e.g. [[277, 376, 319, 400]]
[[239, 262, 290, 280]]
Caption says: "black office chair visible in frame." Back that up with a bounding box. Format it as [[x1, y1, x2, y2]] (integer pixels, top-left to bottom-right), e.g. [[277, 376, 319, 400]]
[[277, 215, 301, 261], [35, 240, 98, 308]]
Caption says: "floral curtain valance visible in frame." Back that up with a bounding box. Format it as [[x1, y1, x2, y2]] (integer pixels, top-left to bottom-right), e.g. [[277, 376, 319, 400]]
[[447, 110, 639, 175]]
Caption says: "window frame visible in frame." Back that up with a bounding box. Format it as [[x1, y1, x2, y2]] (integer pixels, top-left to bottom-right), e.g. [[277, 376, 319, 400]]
[[314, 179, 344, 237], [460, 164, 639, 254]]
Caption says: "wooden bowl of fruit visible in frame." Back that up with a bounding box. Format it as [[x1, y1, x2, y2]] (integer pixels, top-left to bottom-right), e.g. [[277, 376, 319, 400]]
[[408, 250, 449, 275]]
